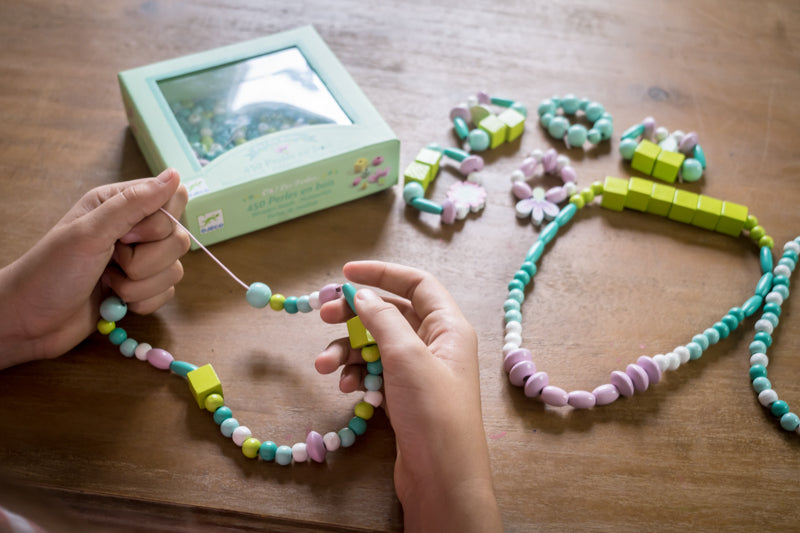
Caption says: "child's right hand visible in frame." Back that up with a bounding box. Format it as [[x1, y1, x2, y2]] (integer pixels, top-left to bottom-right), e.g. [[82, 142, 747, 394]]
[[315, 261, 502, 533]]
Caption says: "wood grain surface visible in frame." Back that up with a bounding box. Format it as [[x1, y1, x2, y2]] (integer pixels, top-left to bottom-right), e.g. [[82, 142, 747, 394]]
[[1, 1, 798, 531]]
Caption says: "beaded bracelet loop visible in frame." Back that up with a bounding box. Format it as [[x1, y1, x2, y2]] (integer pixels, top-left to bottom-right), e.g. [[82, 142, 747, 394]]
[[502, 174, 790, 416], [510, 148, 578, 226], [450, 90, 528, 152], [619, 117, 706, 183], [536, 94, 614, 149]]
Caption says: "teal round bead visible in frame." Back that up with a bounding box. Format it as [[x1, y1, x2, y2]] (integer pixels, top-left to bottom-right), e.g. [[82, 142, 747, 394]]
[[729, 307, 745, 322], [539, 113, 554, 128], [508, 278, 525, 292], [619, 138, 638, 160], [508, 288, 525, 303], [586, 129, 602, 144], [403, 182, 425, 203], [338, 427, 356, 447], [578, 98, 590, 111], [468, 129, 491, 152], [713, 321, 730, 339], [749, 340, 767, 355], [783, 249, 799, 263], [100, 296, 128, 322], [109, 328, 127, 346], [742, 295, 763, 317], [275, 445, 293, 465], [213, 406, 233, 425], [555, 203, 577, 227], [296, 295, 312, 313], [364, 374, 383, 391], [600, 112, 614, 123], [761, 312, 779, 328], [220, 418, 239, 437], [749, 364, 767, 380], [780, 412, 800, 431], [621, 123, 645, 140], [170, 360, 198, 377], [283, 296, 299, 314], [561, 95, 580, 114], [348, 416, 368, 436], [520, 261, 537, 277], [547, 116, 569, 139], [755, 273, 774, 298], [503, 299, 521, 312], [526, 240, 546, 263], [119, 338, 138, 357], [246, 282, 272, 308], [540, 221, 559, 244], [770, 400, 789, 417], [566, 124, 588, 147], [763, 302, 781, 317], [584, 102, 605, 122], [772, 284, 789, 300], [594, 118, 613, 139], [752, 377, 771, 393], [754, 331, 772, 347], [510, 102, 528, 117], [514, 270, 531, 286], [686, 342, 703, 360], [721, 314, 739, 331], [505, 310, 523, 324], [691, 334, 709, 351], [703, 328, 720, 345], [760, 246, 774, 274], [773, 274, 790, 287], [537, 99, 556, 117], [259, 441, 278, 461], [366, 359, 383, 375], [681, 159, 703, 182]]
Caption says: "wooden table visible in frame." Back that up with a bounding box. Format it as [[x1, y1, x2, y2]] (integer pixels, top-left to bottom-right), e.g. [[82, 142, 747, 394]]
[[1, 1, 798, 531]]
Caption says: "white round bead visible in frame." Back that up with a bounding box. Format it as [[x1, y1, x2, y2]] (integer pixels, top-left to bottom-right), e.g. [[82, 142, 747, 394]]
[[674, 345, 691, 365], [467, 171, 483, 185], [530, 148, 543, 161], [758, 388, 779, 407], [652, 354, 669, 372], [655, 126, 669, 141], [364, 390, 383, 408], [134, 342, 152, 361], [556, 154, 570, 170], [773, 264, 792, 278], [784, 241, 800, 254], [504, 332, 523, 346], [564, 182, 578, 196], [750, 353, 769, 368], [308, 291, 321, 310], [232, 426, 252, 446], [665, 352, 681, 371], [765, 291, 784, 305], [510, 169, 525, 183], [466, 96, 478, 108], [672, 130, 685, 142], [754, 319, 774, 335], [502, 342, 520, 356], [292, 442, 308, 462], [505, 321, 522, 335], [323, 431, 341, 451]]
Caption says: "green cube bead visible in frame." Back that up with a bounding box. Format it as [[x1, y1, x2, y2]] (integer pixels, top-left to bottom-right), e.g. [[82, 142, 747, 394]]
[[404, 161, 434, 191], [625, 177, 653, 212], [631, 139, 662, 175], [478, 114, 508, 149], [692, 195, 723, 230], [652, 150, 685, 183], [415, 147, 442, 176], [600, 176, 629, 211], [668, 189, 699, 224], [497, 108, 526, 142], [647, 182, 676, 217], [715, 201, 749, 237]]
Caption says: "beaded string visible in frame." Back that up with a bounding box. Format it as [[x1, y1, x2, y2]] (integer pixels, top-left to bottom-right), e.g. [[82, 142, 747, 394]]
[[536, 94, 613, 149], [510, 147, 578, 226], [502, 175, 794, 414], [96, 211, 384, 465], [619, 117, 706, 183]]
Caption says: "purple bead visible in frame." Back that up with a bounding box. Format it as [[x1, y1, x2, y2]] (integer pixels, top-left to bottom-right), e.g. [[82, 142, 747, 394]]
[[636, 356, 662, 385], [678, 131, 698, 154], [541, 385, 569, 407], [441, 200, 457, 224], [611, 370, 635, 397], [524, 371, 549, 398], [146, 348, 174, 370], [519, 157, 538, 177], [503, 348, 532, 374], [541, 149, 558, 173], [512, 181, 533, 201], [560, 166, 577, 183], [567, 390, 596, 409], [318, 284, 342, 304], [306, 431, 326, 463], [476, 90, 491, 105], [545, 186, 568, 203], [449, 105, 470, 123], [508, 360, 535, 387], [592, 384, 620, 406], [642, 116, 656, 139], [626, 363, 650, 392], [459, 155, 484, 175]]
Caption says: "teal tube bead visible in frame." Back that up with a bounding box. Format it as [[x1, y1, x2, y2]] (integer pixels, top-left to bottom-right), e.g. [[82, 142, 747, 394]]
[[213, 406, 233, 425], [338, 428, 356, 447], [505, 310, 523, 324], [508, 288, 525, 303], [763, 302, 781, 317], [275, 445, 293, 465], [520, 261, 537, 277], [526, 240, 546, 263], [749, 340, 767, 355], [170, 360, 198, 378], [443, 147, 468, 162], [754, 331, 772, 347], [508, 278, 525, 292], [540, 221, 559, 244], [514, 270, 531, 286], [259, 441, 278, 461], [342, 283, 358, 314], [770, 400, 789, 417], [491, 96, 514, 107], [348, 416, 368, 436], [729, 307, 744, 322], [453, 116, 469, 140], [780, 413, 800, 431], [366, 359, 383, 375], [686, 342, 703, 360], [119, 338, 138, 357], [742, 295, 763, 317], [621, 123, 645, 140], [283, 296, 299, 314], [504, 299, 521, 312], [100, 296, 128, 322], [703, 328, 720, 345], [761, 312, 779, 327], [555, 203, 577, 227], [691, 334, 709, 351], [752, 377, 771, 393], [749, 364, 767, 380], [760, 247, 773, 274], [772, 285, 789, 300], [692, 144, 707, 168], [721, 314, 739, 331], [109, 328, 127, 346], [410, 197, 444, 215]]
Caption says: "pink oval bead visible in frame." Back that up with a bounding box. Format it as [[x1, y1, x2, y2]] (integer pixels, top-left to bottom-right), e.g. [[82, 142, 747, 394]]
[[540, 385, 569, 407], [626, 363, 650, 392], [642, 116, 656, 139], [519, 157, 538, 178], [476, 90, 491, 105], [146, 348, 174, 370], [459, 155, 484, 175], [541, 149, 558, 172], [611, 370, 635, 397], [318, 284, 342, 304], [306, 431, 326, 463], [636, 356, 662, 385], [545, 186, 568, 203], [512, 181, 533, 201], [503, 348, 532, 374], [524, 371, 549, 398], [560, 166, 577, 183], [678, 131, 698, 154], [592, 384, 620, 406], [508, 360, 535, 387], [567, 390, 596, 409], [449, 105, 470, 123]]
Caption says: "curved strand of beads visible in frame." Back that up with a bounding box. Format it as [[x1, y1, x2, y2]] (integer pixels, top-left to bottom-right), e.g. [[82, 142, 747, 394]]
[[450, 90, 527, 152], [537, 94, 613, 149], [503, 175, 783, 410], [619, 117, 706, 183], [747, 238, 800, 435], [510, 147, 579, 226]]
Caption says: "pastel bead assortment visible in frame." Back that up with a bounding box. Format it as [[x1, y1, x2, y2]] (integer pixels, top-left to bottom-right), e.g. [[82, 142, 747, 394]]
[[620, 118, 706, 183], [537, 94, 613, 149], [510, 147, 579, 226], [97, 282, 385, 465]]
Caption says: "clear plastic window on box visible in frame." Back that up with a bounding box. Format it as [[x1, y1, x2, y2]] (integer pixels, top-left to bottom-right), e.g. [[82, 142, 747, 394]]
[[157, 47, 352, 165]]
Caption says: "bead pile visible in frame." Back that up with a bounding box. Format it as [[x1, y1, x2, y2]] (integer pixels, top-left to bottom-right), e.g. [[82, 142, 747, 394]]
[[536, 95, 613, 149], [510, 147, 579, 226], [96, 211, 385, 465], [619, 117, 706, 183], [449, 90, 528, 152], [502, 174, 792, 412]]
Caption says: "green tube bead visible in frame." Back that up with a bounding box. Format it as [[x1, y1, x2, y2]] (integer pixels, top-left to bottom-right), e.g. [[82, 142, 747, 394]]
[[170, 360, 199, 378], [526, 240, 546, 263], [760, 246, 773, 274], [490, 96, 514, 107], [443, 147, 468, 162], [755, 273, 773, 298], [742, 295, 763, 317], [621, 123, 645, 140], [540, 221, 559, 244], [341, 283, 358, 314], [453, 117, 469, 140]]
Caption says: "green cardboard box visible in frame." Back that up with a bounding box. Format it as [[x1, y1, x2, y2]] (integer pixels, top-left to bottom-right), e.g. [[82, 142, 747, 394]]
[[119, 26, 399, 247]]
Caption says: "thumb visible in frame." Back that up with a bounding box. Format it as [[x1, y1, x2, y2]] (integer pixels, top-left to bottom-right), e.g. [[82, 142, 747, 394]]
[[354, 288, 428, 365], [88, 168, 181, 242]]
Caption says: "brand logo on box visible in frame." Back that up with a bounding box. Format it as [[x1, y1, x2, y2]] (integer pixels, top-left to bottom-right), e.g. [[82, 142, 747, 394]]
[[185, 178, 209, 199], [198, 209, 224, 234]]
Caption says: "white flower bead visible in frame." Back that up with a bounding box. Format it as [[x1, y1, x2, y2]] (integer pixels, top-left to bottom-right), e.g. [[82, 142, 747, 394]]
[[750, 353, 769, 368], [655, 126, 669, 141], [292, 442, 308, 462], [134, 343, 152, 361], [758, 388, 779, 407], [652, 354, 669, 372], [674, 346, 691, 365], [504, 332, 523, 346], [505, 321, 522, 335], [556, 154, 570, 170], [665, 352, 681, 371], [510, 169, 525, 183], [323, 432, 340, 452], [765, 291, 784, 305]]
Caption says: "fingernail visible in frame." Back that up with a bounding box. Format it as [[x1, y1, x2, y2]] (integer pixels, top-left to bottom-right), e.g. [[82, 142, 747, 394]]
[[157, 168, 175, 183], [356, 288, 379, 301], [120, 231, 139, 243]]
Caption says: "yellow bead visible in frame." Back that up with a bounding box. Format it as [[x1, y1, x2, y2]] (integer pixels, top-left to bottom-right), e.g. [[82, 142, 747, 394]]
[[749, 225, 766, 241], [759, 235, 774, 249], [347, 316, 376, 348], [361, 344, 380, 363], [599, 176, 628, 212], [242, 437, 261, 459], [580, 188, 595, 204], [744, 214, 759, 230], [97, 319, 115, 335], [187, 364, 223, 409], [269, 294, 286, 311], [569, 195, 585, 209], [354, 401, 374, 420], [591, 181, 604, 195], [204, 393, 224, 412]]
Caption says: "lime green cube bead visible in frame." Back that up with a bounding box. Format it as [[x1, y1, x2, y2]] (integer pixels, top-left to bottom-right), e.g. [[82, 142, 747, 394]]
[[692, 194, 723, 230], [187, 364, 223, 409], [715, 201, 749, 237], [415, 147, 442, 176], [600, 176, 629, 211], [497, 108, 526, 142], [668, 189, 699, 224], [647, 182, 676, 217], [403, 161, 434, 191], [347, 316, 376, 349], [625, 177, 653, 212], [631, 140, 662, 175], [652, 150, 685, 183], [478, 114, 508, 149]]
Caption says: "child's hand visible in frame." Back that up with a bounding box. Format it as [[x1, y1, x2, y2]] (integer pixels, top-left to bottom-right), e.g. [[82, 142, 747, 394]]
[[0, 168, 190, 369], [315, 261, 502, 533]]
